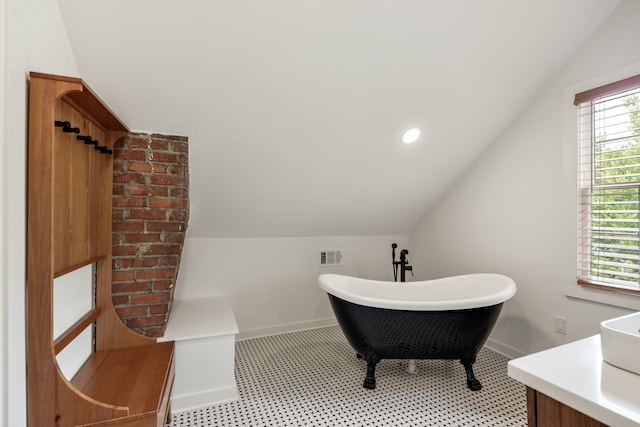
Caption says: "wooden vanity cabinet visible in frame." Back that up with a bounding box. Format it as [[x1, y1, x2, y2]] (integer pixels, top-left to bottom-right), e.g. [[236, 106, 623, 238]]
[[527, 387, 608, 427]]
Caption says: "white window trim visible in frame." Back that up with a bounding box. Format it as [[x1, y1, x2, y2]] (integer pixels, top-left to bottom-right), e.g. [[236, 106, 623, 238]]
[[563, 60, 640, 311]]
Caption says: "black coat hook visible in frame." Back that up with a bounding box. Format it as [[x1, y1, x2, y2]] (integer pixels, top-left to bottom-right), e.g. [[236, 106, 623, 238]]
[[54, 120, 79, 133], [94, 145, 112, 155], [77, 135, 99, 145], [57, 120, 108, 153]]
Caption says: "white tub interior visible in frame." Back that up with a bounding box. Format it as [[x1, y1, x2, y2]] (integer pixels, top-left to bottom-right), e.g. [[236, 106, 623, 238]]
[[318, 273, 516, 311]]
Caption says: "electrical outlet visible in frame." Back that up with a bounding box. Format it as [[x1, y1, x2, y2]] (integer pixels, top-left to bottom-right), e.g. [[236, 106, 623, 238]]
[[554, 316, 567, 335]]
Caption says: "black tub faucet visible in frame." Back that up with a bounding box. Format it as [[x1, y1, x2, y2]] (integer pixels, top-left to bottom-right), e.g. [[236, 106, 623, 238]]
[[392, 243, 413, 282]]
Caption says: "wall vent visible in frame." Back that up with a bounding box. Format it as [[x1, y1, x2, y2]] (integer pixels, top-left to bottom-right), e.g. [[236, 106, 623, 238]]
[[318, 249, 343, 267]]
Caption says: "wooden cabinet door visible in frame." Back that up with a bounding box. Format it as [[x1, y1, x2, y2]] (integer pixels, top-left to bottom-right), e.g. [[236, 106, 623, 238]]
[[528, 387, 608, 427]]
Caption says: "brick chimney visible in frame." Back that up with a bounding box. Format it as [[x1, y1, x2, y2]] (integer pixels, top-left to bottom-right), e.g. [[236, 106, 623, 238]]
[[112, 133, 189, 337]]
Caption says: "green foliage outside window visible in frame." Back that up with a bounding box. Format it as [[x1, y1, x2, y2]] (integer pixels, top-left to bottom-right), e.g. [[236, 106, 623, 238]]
[[590, 93, 640, 285]]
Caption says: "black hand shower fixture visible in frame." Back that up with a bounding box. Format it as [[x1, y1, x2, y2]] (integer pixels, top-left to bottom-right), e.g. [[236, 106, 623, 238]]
[[391, 243, 416, 373], [392, 243, 398, 281], [391, 243, 413, 283]]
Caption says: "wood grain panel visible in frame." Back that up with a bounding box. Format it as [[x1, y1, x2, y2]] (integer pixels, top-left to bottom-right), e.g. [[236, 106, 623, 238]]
[[53, 101, 72, 272], [89, 123, 109, 259], [527, 386, 537, 427], [529, 388, 608, 427], [71, 343, 174, 414], [68, 103, 91, 267], [28, 73, 84, 427], [53, 100, 96, 273]]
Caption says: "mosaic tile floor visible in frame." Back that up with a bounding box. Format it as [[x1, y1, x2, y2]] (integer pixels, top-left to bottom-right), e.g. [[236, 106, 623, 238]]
[[171, 326, 527, 426]]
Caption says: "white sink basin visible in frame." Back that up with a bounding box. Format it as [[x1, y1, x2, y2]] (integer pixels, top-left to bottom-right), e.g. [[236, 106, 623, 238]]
[[601, 311, 640, 375]]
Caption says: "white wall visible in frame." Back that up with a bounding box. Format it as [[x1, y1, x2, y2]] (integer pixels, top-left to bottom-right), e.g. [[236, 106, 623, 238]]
[[0, 0, 14, 423], [1, 0, 78, 424], [2, 1, 28, 425], [410, 0, 640, 357], [5, 1, 634, 423], [175, 235, 408, 339]]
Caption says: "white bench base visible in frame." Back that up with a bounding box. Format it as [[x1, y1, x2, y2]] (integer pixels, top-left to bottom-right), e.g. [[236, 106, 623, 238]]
[[160, 296, 239, 413]]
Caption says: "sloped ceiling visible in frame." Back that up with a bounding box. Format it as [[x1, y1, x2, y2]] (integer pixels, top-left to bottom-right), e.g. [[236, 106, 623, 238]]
[[57, 0, 621, 237]]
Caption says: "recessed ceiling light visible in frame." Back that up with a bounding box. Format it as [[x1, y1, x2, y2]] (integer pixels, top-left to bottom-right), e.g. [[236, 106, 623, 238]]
[[402, 128, 420, 144]]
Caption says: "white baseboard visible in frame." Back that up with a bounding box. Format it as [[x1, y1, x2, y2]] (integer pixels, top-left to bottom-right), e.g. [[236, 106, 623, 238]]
[[484, 337, 526, 359], [171, 385, 239, 414], [237, 317, 337, 341]]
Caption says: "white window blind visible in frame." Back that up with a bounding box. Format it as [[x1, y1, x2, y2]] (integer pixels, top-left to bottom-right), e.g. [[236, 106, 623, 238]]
[[577, 78, 640, 291]]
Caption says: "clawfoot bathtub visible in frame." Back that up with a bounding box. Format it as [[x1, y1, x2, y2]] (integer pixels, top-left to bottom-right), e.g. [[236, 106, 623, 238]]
[[318, 273, 516, 391]]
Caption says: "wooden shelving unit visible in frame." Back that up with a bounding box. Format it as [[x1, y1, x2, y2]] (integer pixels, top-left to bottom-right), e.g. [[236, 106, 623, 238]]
[[26, 72, 175, 426]]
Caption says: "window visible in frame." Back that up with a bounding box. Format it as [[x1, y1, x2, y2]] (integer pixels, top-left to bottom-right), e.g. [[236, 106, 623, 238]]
[[576, 74, 640, 293]]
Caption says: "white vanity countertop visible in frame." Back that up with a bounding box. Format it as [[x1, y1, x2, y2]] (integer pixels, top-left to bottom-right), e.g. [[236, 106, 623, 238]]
[[508, 335, 640, 427]]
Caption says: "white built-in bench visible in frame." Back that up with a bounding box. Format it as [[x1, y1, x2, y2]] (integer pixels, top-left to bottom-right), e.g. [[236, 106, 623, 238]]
[[159, 296, 239, 413]]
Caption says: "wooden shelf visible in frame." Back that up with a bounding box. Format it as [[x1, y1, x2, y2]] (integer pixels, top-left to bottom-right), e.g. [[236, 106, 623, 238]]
[[70, 343, 174, 426]]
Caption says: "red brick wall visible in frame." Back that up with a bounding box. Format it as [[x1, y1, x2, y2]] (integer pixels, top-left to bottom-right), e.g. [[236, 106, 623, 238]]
[[112, 133, 189, 337]]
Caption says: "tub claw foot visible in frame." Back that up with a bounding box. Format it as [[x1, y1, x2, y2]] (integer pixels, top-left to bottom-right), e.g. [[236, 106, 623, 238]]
[[362, 354, 379, 389], [363, 376, 376, 389], [461, 356, 482, 391], [467, 378, 482, 391]]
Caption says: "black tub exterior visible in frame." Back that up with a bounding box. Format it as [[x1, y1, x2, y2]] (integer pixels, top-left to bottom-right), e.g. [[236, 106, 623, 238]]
[[328, 294, 503, 391]]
